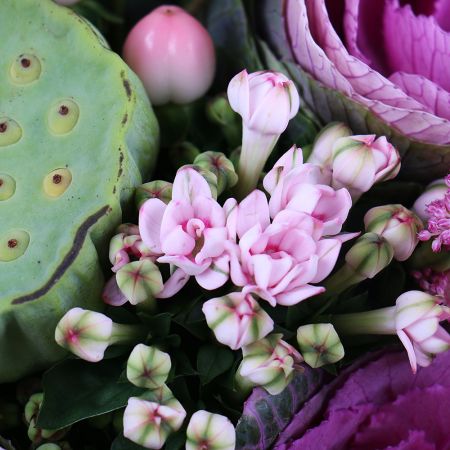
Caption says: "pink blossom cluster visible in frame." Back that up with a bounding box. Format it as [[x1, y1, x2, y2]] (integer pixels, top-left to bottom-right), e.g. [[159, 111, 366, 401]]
[[418, 174, 450, 252], [412, 268, 450, 306]]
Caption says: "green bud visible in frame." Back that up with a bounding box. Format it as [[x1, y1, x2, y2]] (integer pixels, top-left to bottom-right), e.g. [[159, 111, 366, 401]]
[[296, 323, 345, 368], [135, 180, 173, 209]]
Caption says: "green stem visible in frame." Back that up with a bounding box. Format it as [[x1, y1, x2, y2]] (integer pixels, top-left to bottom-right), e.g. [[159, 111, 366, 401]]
[[322, 264, 365, 297], [332, 307, 396, 336], [110, 323, 147, 345]]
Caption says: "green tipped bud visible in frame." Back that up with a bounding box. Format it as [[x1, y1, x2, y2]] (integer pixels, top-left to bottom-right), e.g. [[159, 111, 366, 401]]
[[55, 308, 146, 362], [194, 151, 238, 195], [364, 204, 423, 261], [237, 334, 303, 395], [345, 232, 394, 279], [136, 180, 173, 209], [296, 323, 345, 368], [186, 410, 236, 450], [127, 344, 171, 390], [123, 395, 186, 450], [25, 393, 68, 444], [116, 259, 163, 305], [308, 122, 352, 167]]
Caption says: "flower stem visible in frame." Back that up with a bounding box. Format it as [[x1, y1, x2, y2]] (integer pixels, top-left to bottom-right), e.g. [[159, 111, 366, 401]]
[[110, 323, 148, 345], [322, 265, 365, 297]]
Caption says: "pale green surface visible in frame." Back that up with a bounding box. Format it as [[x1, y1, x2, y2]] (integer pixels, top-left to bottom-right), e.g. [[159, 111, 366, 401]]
[[0, 0, 159, 382]]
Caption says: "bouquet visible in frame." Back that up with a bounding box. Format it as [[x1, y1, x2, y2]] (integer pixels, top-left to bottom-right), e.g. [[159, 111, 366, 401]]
[[1, 1, 449, 449]]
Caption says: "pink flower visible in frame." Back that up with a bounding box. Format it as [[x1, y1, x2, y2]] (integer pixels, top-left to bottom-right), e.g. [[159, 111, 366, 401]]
[[227, 70, 300, 196], [139, 167, 230, 290], [412, 268, 450, 306], [123, 5, 215, 105], [413, 178, 448, 221], [395, 291, 450, 373], [418, 174, 450, 252], [331, 135, 401, 198], [227, 190, 343, 306]]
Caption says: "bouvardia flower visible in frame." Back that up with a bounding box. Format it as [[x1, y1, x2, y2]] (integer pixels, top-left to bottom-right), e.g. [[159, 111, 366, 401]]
[[237, 334, 303, 395], [123, 396, 186, 449], [139, 167, 230, 290], [364, 204, 423, 261], [227, 70, 300, 196], [202, 292, 274, 350], [127, 344, 171, 390], [186, 410, 236, 450]]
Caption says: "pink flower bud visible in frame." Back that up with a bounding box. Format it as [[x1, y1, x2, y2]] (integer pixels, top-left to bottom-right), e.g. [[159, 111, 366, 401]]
[[331, 135, 401, 198], [395, 290, 450, 373], [364, 205, 423, 261], [186, 410, 236, 450], [413, 178, 447, 221], [202, 292, 274, 350], [227, 70, 300, 197], [237, 334, 303, 395], [123, 5, 215, 105]]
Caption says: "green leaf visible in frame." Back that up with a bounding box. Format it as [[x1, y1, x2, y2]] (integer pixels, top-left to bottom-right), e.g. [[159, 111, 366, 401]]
[[37, 358, 145, 429], [138, 312, 172, 338], [197, 344, 234, 385]]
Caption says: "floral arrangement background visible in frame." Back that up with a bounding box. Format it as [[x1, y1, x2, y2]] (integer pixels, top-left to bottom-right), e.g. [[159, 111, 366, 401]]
[[0, 1, 449, 450]]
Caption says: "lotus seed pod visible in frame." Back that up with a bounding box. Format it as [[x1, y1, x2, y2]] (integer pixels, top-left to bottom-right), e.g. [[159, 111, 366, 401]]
[[126, 343, 171, 389], [136, 180, 173, 209], [296, 323, 345, 368], [116, 259, 163, 305], [123, 5, 216, 105], [0, 0, 159, 382]]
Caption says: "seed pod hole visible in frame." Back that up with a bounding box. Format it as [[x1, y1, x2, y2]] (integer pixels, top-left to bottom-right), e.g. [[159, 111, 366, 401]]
[[0, 118, 22, 147], [48, 99, 79, 135], [43, 168, 72, 197], [0, 230, 30, 262], [0, 174, 16, 201], [10, 54, 42, 84]]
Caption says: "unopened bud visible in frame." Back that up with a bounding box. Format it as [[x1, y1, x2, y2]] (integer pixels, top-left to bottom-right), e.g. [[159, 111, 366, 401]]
[[136, 181, 173, 209]]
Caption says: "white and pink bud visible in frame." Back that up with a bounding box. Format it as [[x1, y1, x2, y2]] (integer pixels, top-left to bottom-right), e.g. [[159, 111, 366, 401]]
[[116, 259, 163, 305], [296, 323, 345, 368], [55, 308, 145, 362], [136, 181, 173, 209], [364, 205, 423, 261], [237, 334, 303, 395], [186, 410, 236, 450], [123, 396, 186, 449], [413, 178, 447, 221], [395, 290, 450, 372], [202, 292, 274, 350], [127, 344, 171, 390], [123, 5, 215, 105], [227, 70, 300, 197], [331, 135, 401, 199], [307, 122, 352, 168]]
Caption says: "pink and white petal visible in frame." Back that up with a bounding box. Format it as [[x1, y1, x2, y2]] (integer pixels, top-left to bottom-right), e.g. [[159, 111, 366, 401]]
[[193, 196, 226, 227], [156, 268, 190, 298], [157, 255, 209, 276], [243, 285, 278, 307], [397, 329, 418, 373], [227, 69, 250, 121], [160, 200, 193, 235], [419, 326, 450, 353], [284, 184, 322, 215], [161, 224, 196, 256], [223, 197, 238, 241], [405, 318, 439, 342], [311, 239, 341, 283], [139, 198, 166, 254], [196, 227, 228, 262], [237, 190, 270, 238], [226, 241, 248, 287], [172, 167, 212, 203], [102, 276, 128, 306], [275, 284, 325, 306], [196, 254, 230, 290], [333, 231, 360, 243]]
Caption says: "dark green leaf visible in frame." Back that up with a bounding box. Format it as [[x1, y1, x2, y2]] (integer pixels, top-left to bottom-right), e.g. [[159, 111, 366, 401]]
[[37, 358, 145, 429], [138, 312, 172, 337], [197, 345, 234, 385]]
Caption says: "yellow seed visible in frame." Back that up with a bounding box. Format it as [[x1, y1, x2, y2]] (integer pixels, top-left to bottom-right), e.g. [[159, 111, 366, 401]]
[[0, 230, 30, 262], [48, 99, 80, 135], [43, 168, 72, 197], [0, 174, 16, 201], [10, 54, 42, 85], [0, 118, 22, 147]]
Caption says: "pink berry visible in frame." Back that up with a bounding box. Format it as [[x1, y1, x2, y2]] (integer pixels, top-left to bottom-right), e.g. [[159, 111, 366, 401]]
[[123, 5, 216, 105]]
